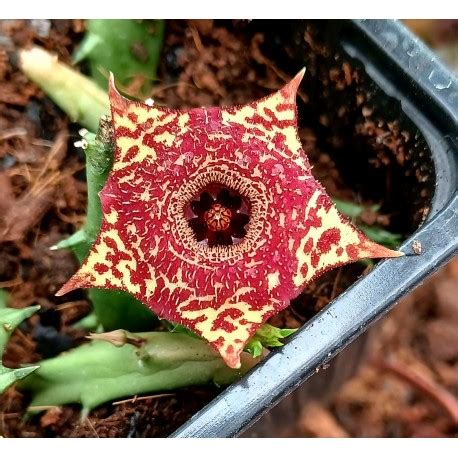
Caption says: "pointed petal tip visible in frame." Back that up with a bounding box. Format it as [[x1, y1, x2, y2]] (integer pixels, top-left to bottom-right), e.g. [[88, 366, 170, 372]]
[[55, 287, 67, 297], [377, 245, 405, 259], [363, 242, 405, 260], [296, 66, 306, 80], [107, 72, 116, 97], [224, 355, 242, 370], [219, 346, 243, 369], [391, 249, 405, 258], [281, 67, 306, 100], [55, 284, 72, 297], [291, 67, 306, 87], [108, 73, 129, 112], [55, 277, 81, 297], [108, 71, 117, 91]]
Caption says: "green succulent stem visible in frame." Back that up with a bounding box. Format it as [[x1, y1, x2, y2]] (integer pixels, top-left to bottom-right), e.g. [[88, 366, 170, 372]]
[[0, 294, 40, 394], [19, 47, 109, 132], [18, 331, 259, 414], [55, 125, 112, 263], [74, 19, 165, 97], [55, 124, 156, 332], [19, 36, 164, 332]]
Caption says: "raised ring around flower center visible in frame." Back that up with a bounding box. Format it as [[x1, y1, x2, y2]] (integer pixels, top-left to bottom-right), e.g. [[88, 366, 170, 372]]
[[169, 165, 270, 264]]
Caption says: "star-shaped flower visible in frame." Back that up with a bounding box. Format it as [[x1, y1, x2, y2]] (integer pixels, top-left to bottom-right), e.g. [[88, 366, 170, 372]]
[[57, 69, 403, 368]]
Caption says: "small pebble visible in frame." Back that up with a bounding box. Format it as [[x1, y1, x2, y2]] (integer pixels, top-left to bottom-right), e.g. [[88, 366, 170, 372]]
[[412, 240, 422, 255]]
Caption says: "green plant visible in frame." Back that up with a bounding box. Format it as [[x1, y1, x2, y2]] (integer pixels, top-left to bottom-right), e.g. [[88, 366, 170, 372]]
[[13, 19, 404, 414], [18, 330, 258, 416], [14, 37, 291, 412], [74, 19, 165, 97], [54, 124, 156, 332], [0, 291, 40, 394], [245, 324, 297, 359], [19, 47, 109, 132]]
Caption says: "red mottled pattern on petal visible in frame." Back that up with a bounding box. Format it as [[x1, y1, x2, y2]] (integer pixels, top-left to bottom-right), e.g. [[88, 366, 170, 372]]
[[57, 69, 403, 368]]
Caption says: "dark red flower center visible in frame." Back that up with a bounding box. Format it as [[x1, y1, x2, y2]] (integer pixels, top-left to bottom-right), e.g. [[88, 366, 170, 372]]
[[186, 185, 250, 247]]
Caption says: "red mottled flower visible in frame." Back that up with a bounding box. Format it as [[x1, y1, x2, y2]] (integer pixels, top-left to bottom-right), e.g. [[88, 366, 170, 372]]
[[57, 69, 403, 368]]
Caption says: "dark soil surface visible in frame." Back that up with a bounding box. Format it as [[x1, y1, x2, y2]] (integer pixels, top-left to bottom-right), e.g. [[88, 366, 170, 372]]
[[0, 19, 452, 438]]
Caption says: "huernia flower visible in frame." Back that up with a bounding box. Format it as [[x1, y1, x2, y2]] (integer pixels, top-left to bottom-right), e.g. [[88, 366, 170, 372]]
[[58, 69, 403, 368]]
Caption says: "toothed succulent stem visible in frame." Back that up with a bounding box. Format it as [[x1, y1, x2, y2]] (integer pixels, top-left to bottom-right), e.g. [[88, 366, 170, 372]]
[[71, 121, 113, 262], [58, 123, 156, 332], [19, 43, 161, 332], [18, 331, 259, 413], [0, 294, 40, 394], [73, 19, 165, 98]]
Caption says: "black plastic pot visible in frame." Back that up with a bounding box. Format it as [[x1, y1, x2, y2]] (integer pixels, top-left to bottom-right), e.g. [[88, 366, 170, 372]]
[[172, 19, 458, 438]]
